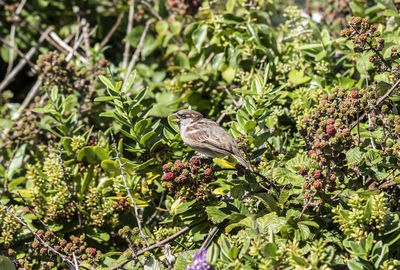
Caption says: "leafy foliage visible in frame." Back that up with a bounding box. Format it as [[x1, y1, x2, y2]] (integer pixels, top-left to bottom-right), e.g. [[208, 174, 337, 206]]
[[2, 0, 400, 269]]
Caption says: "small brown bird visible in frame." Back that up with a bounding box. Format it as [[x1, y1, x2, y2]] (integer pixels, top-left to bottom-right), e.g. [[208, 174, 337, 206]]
[[171, 109, 253, 171]]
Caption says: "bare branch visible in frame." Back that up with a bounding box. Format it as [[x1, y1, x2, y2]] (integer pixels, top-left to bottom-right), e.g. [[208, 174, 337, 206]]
[[139, 0, 162, 21], [110, 131, 149, 246], [0, 202, 77, 270], [123, 0, 135, 69], [109, 226, 191, 270], [100, 11, 125, 49], [49, 31, 87, 63], [0, 27, 52, 93], [123, 19, 152, 89]]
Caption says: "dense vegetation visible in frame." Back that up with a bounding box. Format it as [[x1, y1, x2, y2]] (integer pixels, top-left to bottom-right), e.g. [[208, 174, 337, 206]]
[[1, 0, 400, 269]]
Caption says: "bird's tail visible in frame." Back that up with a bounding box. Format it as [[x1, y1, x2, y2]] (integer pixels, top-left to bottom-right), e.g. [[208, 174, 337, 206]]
[[232, 153, 254, 172]]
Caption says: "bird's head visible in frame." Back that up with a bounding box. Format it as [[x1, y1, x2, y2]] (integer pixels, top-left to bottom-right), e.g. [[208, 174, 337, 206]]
[[171, 109, 203, 126]]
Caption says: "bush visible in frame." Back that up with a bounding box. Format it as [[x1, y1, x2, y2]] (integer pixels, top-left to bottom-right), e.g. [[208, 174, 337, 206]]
[[1, 0, 400, 269]]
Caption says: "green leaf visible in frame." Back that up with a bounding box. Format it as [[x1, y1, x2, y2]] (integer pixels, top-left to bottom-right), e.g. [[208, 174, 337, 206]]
[[0, 256, 16, 270], [219, 234, 232, 262], [140, 131, 156, 146], [174, 250, 196, 270], [222, 66, 235, 83], [94, 96, 118, 102], [7, 144, 27, 180], [50, 86, 59, 101], [156, 20, 169, 35], [99, 75, 115, 91], [346, 147, 362, 164], [81, 164, 94, 194], [228, 246, 239, 260], [207, 243, 219, 265], [263, 243, 277, 258], [288, 70, 311, 87], [348, 259, 364, 270], [192, 24, 208, 51], [134, 119, 151, 135], [77, 146, 109, 164]]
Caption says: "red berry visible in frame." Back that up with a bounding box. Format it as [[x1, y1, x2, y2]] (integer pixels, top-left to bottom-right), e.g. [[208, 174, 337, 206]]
[[308, 150, 317, 157], [192, 0, 199, 7], [174, 160, 184, 172], [316, 199, 323, 205], [304, 182, 310, 189], [191, 157, 199, 165], [392, 47, 397, 53], [314, 170, 322, 179], [170, 0, 176, 6], [326, 125, 336, 136], [138, 9, 145, 15], [162, 164, 169, 172], [305, 9, 311, 15], [165, 172, 175, 181], [321, 99, 328, 106], [326, 118, 335, 125], [204, 168, 213, 176], [299, 167, 308, 176], [330, 173, 337, 181], [72, 237, 79, 244], [369, 56, 375, 63], [350, 90, 358, 98], [313, 180, 322, 189], [317, 4, 323, 11], [89, 248, 96, 255], [359, 34, 367, 41]]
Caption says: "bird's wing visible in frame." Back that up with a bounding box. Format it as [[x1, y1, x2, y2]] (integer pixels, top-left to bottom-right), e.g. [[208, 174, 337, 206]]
[[188, 119, 237, 155]]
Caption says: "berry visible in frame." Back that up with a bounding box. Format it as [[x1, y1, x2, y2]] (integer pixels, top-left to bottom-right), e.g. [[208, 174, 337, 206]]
[[88, 248, 96, 256], [304, 182, 310, 189], [314, 170, 322, 179], [299, 167, 308, 176], [204, 168, 213, 176], [308, 149, 317, 157], [162, 164, 169, 172], [370, 25, 376, 31], [191, 157, 200, 165], [165, 172, 175, 181], [316, 199, 323, 205], [359, 34, 367, 41], [313, 180, 322, 189], [326, 125, 336, 136], [174, 160, 184, 172], [326, 118, 335, 125], [369, 56, 375, 63], [392, 47, 398, 53], [330, 173, 337, 181], [350, 90, 358, 98]]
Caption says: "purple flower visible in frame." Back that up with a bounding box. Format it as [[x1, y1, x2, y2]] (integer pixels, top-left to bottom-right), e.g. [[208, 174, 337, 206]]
[[187, 249, 211, 270]]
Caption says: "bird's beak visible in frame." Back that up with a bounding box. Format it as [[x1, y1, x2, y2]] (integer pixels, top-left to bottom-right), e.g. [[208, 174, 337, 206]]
[[170, 113, 180, 123]]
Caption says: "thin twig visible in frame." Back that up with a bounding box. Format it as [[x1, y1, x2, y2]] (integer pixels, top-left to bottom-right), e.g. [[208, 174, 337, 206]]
[[110, 131, 149, 246], [123, 0, 135, 69], [123, 19, 152, 89], [350, 78, 400, 130], [0, 27, 52, 93], [0, 202, 77, 270], [17, 191, 52, 232], [100, 11, 125, 49], [49, 31, 87, 63], [0, 37, 37, 69], [200, 226, 219, 250], [298, 191, 316, 220], [139, 0, 162, 20], [6, 0, 27, 76], [279, 29, 313, 42], [109, 226, 191, 270]]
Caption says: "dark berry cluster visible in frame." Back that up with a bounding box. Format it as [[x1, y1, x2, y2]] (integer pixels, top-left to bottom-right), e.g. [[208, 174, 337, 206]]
[[341, 17, 400, 76], [161, 159, 216, 201]]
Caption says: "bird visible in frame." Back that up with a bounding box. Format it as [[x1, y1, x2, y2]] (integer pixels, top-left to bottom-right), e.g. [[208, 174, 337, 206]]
[[171, 109, 254, 171]]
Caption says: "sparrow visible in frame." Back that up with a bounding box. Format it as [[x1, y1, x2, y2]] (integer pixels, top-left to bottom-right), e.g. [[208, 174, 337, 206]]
[[171, 109, 253, 171]]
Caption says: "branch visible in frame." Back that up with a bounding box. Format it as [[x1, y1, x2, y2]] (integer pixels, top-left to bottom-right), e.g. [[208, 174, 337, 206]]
[[109, 226, 191, 270], [0, 37, 37, 69], [0, 202, 77, 270], [123, 19, 152, 89], [0, 26, 52, 93], [100, 11, 125, 49], [49, 31, 87, 63], [110, 131, 149, 246], [350, 78, 400, 130], [123, 0, 135, 69], [139, 0, 162, 21], [200, 226, 219, 250]]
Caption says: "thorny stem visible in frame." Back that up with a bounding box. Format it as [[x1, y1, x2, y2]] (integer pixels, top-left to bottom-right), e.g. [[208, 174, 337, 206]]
[[110, 131, 150, 247], [0, 202, 80, 270]]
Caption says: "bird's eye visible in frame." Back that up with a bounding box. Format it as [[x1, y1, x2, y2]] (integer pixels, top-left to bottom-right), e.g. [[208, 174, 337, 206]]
[[180, 114, 186, 119]]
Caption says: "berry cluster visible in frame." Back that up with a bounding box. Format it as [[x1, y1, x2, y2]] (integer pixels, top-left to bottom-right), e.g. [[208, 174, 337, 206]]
[[161, 159, 216, 201], [341, 17, 400, 77]]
